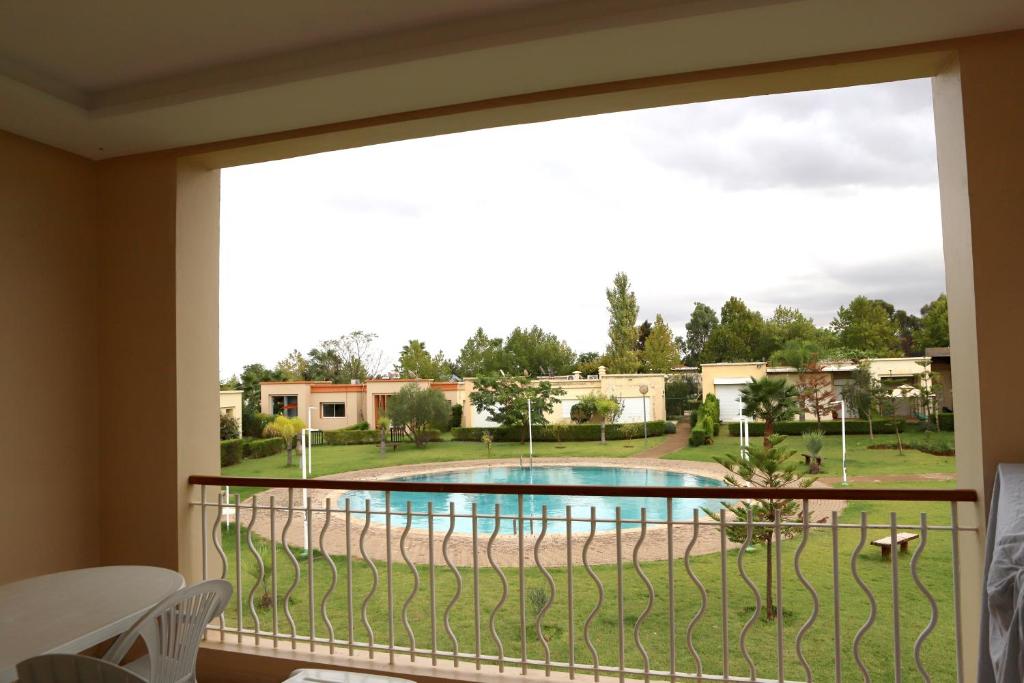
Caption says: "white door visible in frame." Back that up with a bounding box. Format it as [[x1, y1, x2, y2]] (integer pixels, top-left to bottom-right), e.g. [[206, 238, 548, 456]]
[[714, 384, 746, 422], [615, 397, 651, 423]]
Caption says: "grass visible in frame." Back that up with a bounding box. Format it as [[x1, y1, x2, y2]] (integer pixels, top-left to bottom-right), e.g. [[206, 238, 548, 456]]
[[223, 435, 666, 499], [664, 433, 956, 481], [217, 482, 962, 682]]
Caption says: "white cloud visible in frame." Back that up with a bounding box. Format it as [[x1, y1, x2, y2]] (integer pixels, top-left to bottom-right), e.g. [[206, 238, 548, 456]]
[[220, 78, 944, 377]]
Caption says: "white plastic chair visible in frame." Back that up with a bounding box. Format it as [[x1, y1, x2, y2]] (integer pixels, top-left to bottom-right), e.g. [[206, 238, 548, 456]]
[[17, 654, 147, 683], [102, 579, 231, 683]]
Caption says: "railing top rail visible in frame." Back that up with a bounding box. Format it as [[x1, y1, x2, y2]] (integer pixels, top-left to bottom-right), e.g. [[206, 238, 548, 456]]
[[188, 474, 977, 502]]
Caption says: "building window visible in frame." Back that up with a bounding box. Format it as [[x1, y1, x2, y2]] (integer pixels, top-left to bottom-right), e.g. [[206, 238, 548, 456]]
[[321, 402, 346, 418], [271, 395, 298, 417]]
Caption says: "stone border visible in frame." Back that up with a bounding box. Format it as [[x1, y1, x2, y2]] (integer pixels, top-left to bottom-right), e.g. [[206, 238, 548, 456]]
[[242, 458, 845, 567]]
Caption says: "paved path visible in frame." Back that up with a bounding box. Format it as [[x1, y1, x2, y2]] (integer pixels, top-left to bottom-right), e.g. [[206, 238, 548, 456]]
[[629, 420, 689, 459], [818, 472, 955, 485]]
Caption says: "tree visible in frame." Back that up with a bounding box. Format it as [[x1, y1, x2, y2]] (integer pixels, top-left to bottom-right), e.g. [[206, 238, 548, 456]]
[[830, 296, 900, 356], [915, 293, 950, 350], [454, 328, 508, 377], [377, 415, 391, 456], [575, 351, 603, 377], [795, 360, 835, 424], [740, 376, 800, 446], [576, 392, 623, 443], [395, 339, 452, 379], [705, 436, 815, 620], [703, 297, 772, 363], [468, 376, 566, 442], [504, 326, 576, 376], [274, 349, 308, 380], [386, 385, 450, 448], [635, 319, 653, 351], [219, 412, 240, 440], [665, 375, 700, 416], [892, 309, 922, 355], [841, 361, 885, 439], [640, 314, 680, 372], [768, 339, 827, 369], [307, 331, 385, 383], [263, 415, 304, 467], [682, 302, 719, 365], [239, 363, 280, 415], [766, 306, 825, 349], [604, 272, 640, 373]]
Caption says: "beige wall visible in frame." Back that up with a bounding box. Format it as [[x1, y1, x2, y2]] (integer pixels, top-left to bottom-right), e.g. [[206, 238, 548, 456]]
[[700, 362, 766, 399], [219, 390, 243, 431], [0, 132, 100, 583]]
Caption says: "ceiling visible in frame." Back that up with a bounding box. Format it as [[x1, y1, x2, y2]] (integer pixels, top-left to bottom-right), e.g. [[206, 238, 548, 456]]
[[1, 0, 1023, 159]]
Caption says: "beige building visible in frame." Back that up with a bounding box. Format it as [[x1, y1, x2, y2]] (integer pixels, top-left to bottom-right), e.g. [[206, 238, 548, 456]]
[[700, 357, 937, 421], [262, 367, 666, 430], [218, 390, 243, 433]]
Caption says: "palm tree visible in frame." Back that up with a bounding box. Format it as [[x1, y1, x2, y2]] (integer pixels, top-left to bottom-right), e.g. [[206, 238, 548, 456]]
[[740, 377, 799, 446]]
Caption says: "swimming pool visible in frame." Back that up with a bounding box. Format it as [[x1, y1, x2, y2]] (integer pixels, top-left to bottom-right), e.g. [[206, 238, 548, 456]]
[[337, 465, 727, 534]]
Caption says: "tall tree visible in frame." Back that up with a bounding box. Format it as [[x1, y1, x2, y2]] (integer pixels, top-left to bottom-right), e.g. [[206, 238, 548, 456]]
[[740, 376, 800, 446], [274, 349, 308, 380], [604, 272, 640, 372], [703, 297, 772, 362], [640, 314, 679, 372], [915, 293, 950, 350], [705, 436, 814, 620], [307, 331, 385, 382], [841, 361, 885, 439], [768, 339, 827, 368], [766, 306, 822, 348], [795, 359, 835, 424], [635, 319, 653, 351], [682, 302, 719, 365], [454, 327, 507, 377], [830, 296, 901, 356], [395, 339, 452, 379], [892, 309, 922, 355], [468, 375, 566, 442], [504, 326, 576, 376], [239, 363, 279, 414], [575, 351, 603, 377]]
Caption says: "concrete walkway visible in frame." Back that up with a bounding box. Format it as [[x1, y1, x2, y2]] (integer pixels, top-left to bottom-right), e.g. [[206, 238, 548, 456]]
[[629, 420, 689, 459]]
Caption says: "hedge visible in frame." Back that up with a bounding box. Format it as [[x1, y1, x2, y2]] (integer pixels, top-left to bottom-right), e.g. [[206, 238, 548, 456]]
[[726, 419, 908, 437], [689, 427, 708, 447], [242, 437, 285, 459], [324, 429, 378, 445], [664, 421, 677, 434], [452, 421, 667, 442], [939, 413, 954, 431], [220, 439, 243, 466]]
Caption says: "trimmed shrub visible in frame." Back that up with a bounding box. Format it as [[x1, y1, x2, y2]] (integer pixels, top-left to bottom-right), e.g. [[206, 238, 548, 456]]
[[689, 411, 699, 428], [726, 419, 907, 437], [449, 404, 463, 431], [939, 413, 954, 431], [344, 421, 370, 431], [220, 413, 240, 441], [689, 427, 708, 447], [220, 438, 243, 466], [452, 421, 667, 442], [242, 411, 273, 439], [242, 437, 285, 459], [324, 429, 378, 445], [664, 421, 677, 434]]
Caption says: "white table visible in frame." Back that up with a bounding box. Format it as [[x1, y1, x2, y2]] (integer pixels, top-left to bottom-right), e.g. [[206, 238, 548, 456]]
[[0, 566, 184, 683]]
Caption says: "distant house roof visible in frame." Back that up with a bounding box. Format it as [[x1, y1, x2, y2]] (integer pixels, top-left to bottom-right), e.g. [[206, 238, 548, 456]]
[[926, 347, 951, 359]]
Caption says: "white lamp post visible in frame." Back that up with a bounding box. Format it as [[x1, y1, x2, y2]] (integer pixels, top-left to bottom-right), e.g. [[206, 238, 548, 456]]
[[639, 385, 649, 448], [829, 400, 848, 485], [526, 398, 534, 469]]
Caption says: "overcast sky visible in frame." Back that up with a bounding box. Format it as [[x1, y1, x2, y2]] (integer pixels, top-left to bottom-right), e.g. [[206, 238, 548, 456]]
[[220, 78, 944, 378]]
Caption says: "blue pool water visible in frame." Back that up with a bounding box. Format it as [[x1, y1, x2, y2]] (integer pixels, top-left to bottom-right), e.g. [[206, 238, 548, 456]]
[[337, 465, 727, 534]]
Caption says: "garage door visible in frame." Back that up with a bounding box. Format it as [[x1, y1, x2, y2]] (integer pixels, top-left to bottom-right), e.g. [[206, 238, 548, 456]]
[[713, 382, 748, 422], [615, 397, 651, 423], [473, 406, 501, 428]]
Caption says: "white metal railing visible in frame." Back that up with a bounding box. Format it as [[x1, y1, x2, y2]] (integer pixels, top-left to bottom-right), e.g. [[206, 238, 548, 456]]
[[190, 475, 976, 682]]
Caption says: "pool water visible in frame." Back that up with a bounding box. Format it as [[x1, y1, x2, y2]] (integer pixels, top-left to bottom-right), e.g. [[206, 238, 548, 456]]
[[338, 465, 727, 534]]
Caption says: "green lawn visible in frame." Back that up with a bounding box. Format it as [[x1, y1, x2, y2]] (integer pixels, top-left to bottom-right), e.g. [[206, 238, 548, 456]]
[[218, 482, 962, 681], [664, 433, 956, 480], [223, 436, 666, 500]]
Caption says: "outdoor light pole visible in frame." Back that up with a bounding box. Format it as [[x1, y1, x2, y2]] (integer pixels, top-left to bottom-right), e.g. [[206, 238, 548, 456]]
[[527, 398, 534, 469], [639, 384, 649, 447], [830, 400, 848, 485]]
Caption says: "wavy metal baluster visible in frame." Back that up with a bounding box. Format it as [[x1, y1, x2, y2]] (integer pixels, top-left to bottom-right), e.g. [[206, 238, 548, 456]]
[[306, 495, 315, 652], [282, 490, 300, 649], [615, 507, 625, 683], [535, 506, 556, 675], [345, 498, 353, 656], [245, 496, 264, 643], [666, 501, 676, 683], [270, 495, 278, 648], [360, 499, 378, 658], [385, 492, 394, 664], [443, 501, 463, 666], [911, 512, 937, 683], [487, 504, 508, 672], [566, 505, 575, 680], [794, 500, 819, 682], [684, 509, 708, 678], [633, 508, 654, 682], [320, 498, 338, 654], [852, 511, 877, 682], [472, 503, 481, 670], [213, 492, 227, 641], [428, 501, 437, 665], [234, 495, 243, 643], [400, 501, 420, 661], [582, 507, 604, 682], [737, 514, 760, 679], [890, 513, 903, 683]]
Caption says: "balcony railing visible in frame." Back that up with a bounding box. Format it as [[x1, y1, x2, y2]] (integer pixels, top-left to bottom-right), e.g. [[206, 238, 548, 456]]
[[188, 474, 976, 682]]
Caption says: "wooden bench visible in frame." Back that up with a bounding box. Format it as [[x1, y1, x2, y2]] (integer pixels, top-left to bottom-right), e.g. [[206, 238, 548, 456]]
[[871, 532, 920, 559]]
